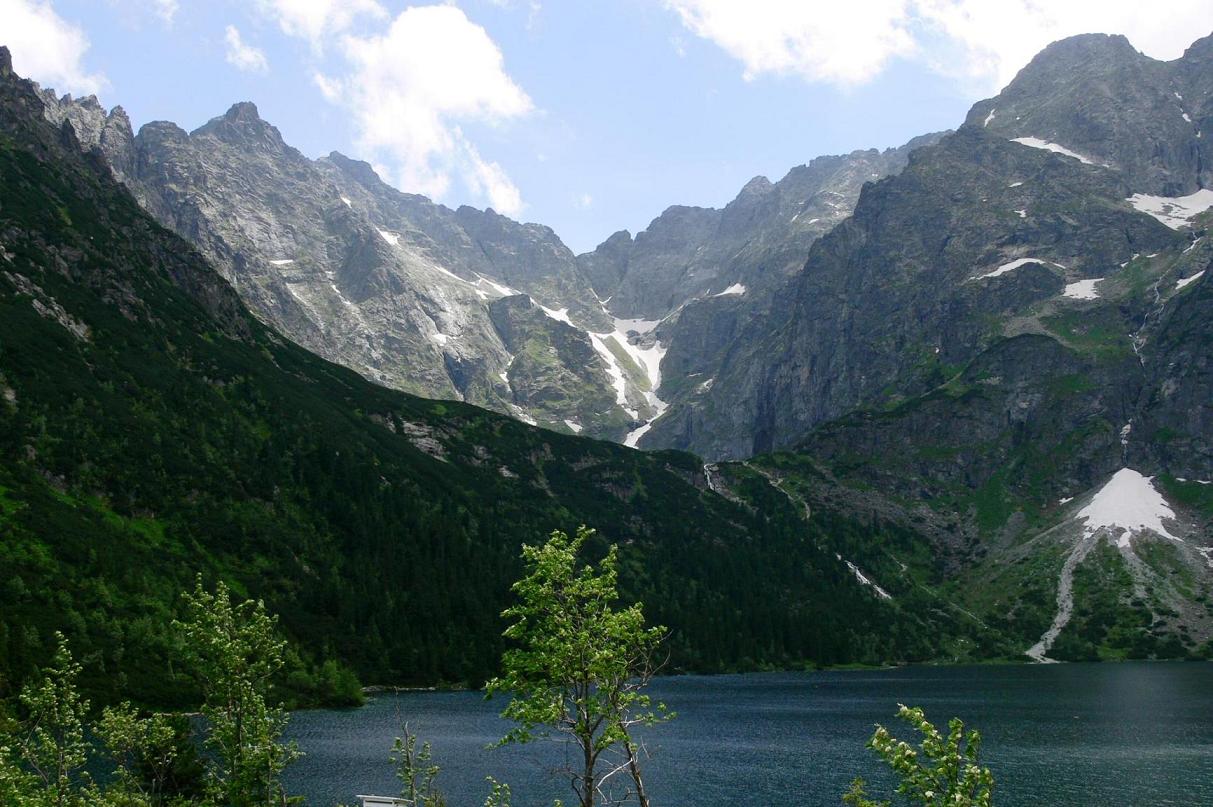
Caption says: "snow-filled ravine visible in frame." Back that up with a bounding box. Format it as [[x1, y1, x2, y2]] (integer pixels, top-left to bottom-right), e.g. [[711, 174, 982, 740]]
[[1076, 468, 1181, 544]]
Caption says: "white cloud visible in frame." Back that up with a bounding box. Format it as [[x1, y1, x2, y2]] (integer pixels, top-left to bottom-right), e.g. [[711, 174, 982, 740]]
[[665, 0, 1213, 91], [576, 192, 593, 208], [150, 0, 177, 23], [257, 0, 387, 48], [664, 0, 916, 86], [914, 0, 1213, 90], [320, 5, 533, 215], [0, 0, 107, 95], [224, 25, 269, 73]]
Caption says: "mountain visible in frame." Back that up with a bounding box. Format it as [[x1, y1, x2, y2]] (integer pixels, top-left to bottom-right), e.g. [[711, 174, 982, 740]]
[[0, 47, 981, 706], [35, 86, 935, 447], [648, 32, 1212, 461], [640, 31, 1213, 660], [6, 23, 1213, 692]]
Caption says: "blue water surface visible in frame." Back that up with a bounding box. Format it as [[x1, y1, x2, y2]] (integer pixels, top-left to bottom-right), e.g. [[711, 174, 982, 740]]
[[285, 662, 1213, 806]]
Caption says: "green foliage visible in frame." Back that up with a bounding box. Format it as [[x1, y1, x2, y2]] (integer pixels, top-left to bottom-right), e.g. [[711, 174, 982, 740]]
[[94, 704, 207, 807], [391, 726, 445, 807], [174, 577, 300, 807], [13, 632, 92, 806], [844, 705, 994, 807], [488, 527, 669, 807], [482, 777, 512, 807], [0, 583, 306, 807]]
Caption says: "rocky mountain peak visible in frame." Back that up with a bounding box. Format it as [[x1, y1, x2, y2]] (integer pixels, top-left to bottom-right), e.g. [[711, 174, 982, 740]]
[[0, 45, 12, 77], [968, 30, 1210, 195], [737, 175, 774, 198], [193, 101, 285, 149], [1180, 31, 1213, 62], [225, 100, 262, 122], [326, 151, 384, 188]]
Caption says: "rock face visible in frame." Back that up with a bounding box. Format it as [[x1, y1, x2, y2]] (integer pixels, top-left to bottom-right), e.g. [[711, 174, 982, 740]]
[[35, 93, 643, 437], [577, 134, 944, 443], [582, 135, 942, 320], [968, 33, 1213, 195], [35, 86, 932, 444], [650, 32, 1213, 461]]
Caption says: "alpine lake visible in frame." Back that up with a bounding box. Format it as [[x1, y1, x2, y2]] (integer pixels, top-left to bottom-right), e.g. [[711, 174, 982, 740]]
[[285, 661, 1213, 806]]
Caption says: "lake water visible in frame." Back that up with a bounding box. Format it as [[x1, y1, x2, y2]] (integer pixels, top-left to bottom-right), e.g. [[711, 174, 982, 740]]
[[285, 662, 1213, 806]]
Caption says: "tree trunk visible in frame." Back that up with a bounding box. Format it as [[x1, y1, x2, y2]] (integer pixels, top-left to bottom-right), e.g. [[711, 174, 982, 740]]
[[625, 736, 650, 807], [582, 738, 595, 807]]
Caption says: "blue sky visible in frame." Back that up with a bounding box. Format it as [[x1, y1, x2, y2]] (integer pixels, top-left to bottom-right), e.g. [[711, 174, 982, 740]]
[[6, 1, 1213, 253]]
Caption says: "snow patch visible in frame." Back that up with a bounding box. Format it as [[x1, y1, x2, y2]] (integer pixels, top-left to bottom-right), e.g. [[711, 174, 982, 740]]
[[1011, 137, 1104, 166], [589, 333, 637, 419], [341, 196, 352, 207], [1015, 209, 1027, 219], [1198, 547, 1213, 570], [509, 405, 537, 426], [1063, 278, 1103, 300], [1008, 181, 1024, 188], [1058, 496, 1074, 505], [613, 316, 660, 335], [377, 229, 400, 246], [1127, 189, 1213, 229], [1077, 468, 1181, 543], [974, 257, 1063, 280], [835, 553, 892, 600], [269, 259, 294, 266], [1177, 270, 1205, 290], [539, 305, 572, 325], [713, 283, 747, 297], [476, 275, 521, 297], [624, 421, 653, 448], [564, 419, 583, 434]]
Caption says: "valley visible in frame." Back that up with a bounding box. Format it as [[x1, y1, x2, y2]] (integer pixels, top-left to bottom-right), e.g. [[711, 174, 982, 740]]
[[3, 19, 1213, 751]]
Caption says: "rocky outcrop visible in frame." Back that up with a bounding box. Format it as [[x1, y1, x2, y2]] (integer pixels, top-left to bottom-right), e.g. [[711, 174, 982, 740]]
[[36, 83, 931, 444], [969, 33, 1210, 195]]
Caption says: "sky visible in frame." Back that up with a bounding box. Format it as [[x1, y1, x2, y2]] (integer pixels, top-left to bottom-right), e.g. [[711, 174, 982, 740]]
[[4, 1, 1213, 253]]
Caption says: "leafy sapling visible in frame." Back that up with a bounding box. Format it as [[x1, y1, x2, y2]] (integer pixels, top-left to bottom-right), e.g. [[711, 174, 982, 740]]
[[488, 526, 671, 807], [844, 704, 995, 807]]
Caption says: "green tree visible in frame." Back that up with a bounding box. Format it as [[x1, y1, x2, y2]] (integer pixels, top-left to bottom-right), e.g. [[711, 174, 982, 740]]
[[391, 725, 445, 807], [174, 577, 300, 807], [487, 527, 669, 807], [481, 777, 512, 807], [12, 632, 92, 807], [96, 703, 202, 806], [843, 704, 994, 807]]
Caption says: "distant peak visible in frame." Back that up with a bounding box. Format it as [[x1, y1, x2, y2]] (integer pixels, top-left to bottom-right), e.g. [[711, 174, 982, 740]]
[[225, 101, 261, 122], [0, 46, 11, 77], [327, 151, 384, 187], [1030, 32, 1138, 67], [194, 101, 284, 147], [739, 175, 774, 196], [1181, 31, 1213, 61]]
